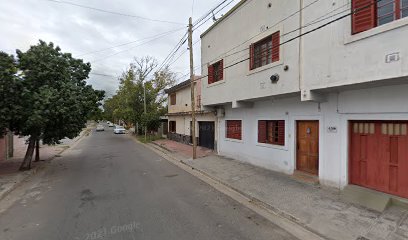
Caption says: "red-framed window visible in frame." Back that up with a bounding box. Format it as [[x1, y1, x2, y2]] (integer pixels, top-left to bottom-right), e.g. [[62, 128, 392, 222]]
[[170, 93, 176, 105], [258, 120, 285, 146], [208, 60, 224, 84], [352, 0, 408, 34], [249, 31, 280, 70], [169, 121, 176, 133], [226, 120, 242, 140]]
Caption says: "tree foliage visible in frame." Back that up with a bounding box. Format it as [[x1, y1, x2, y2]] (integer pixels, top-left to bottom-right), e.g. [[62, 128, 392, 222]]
[[103, 56, 175, 133], [0, 52, 22, 135], [0, 40, 104, 170]]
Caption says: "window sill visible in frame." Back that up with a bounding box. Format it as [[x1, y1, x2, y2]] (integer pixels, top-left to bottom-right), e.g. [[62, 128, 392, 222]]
[[207, 80, 226, 88], [345, 17, 408, 45], [225, 138, 243, 143], [247, 61, 283, 76], [256, 143, 287, 151]]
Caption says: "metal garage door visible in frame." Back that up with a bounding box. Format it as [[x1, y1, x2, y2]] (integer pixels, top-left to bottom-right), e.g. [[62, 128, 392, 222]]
[[350, 121, 408, 199], [199, 122, 215, 150]]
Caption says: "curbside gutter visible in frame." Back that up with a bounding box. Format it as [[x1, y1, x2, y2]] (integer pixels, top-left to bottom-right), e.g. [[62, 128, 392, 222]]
[[135, 138, 327, 240]]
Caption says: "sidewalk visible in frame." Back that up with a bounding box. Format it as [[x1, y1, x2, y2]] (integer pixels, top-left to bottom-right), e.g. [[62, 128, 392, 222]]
[[150, 139, 408, 240], [0, 130, 88, 201]]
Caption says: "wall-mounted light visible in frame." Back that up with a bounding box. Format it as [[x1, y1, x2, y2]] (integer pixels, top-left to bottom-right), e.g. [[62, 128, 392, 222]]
[[270, 74, 279, 84]]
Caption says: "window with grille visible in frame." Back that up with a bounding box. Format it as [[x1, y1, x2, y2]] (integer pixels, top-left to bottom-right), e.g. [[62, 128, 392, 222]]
[[169, 121, 176, 133], [352, 0, 408, 34], [208, 60, 224, 84], [170, 93, 176, 105], [249, 31, 280, 70], [258, 120, 285, 146], [226, 120, 242, 140]]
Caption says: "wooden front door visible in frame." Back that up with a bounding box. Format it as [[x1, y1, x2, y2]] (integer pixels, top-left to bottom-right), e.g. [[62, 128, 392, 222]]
[[297, 121, 319, 175]]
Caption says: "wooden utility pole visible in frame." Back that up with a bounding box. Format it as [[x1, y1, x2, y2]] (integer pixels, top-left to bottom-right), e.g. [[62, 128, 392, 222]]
[[188, 17, 197, 159]]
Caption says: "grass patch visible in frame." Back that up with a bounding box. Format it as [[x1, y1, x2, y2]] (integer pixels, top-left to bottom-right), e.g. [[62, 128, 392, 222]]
[[137, 134, 163, 143]]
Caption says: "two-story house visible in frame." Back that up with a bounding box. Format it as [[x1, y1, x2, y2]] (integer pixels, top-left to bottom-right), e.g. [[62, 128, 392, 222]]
[[164, 77, 217, 150], [200, 0, 408, 199]]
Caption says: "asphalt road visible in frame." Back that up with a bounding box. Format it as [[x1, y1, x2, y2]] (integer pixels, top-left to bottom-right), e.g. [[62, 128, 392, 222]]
[[0, 125, 298, 240]]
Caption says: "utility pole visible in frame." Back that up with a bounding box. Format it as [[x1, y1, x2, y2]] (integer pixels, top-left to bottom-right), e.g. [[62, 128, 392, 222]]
[[188, 17, 197, 159], [143, 82, 147, 142]]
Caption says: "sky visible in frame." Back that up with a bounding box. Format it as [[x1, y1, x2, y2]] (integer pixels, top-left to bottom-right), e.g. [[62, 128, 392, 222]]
[[0, 0, 239, 97]]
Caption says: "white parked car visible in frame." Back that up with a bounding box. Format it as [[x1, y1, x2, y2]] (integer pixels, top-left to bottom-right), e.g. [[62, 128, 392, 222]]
[[96, 124, 104, 131], [113, 125, 126, 134], [108, 122, 115, 127]]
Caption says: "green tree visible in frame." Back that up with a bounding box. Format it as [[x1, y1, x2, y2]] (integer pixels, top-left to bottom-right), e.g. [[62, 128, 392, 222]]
[[15, 40, 104, 170], [0, 52, 23, 135], [104, 56, 175, 133]]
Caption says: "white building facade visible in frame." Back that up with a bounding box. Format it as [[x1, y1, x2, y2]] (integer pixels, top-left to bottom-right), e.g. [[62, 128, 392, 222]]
[[200, 0, 408, 199], [165, 78, 217, 150]]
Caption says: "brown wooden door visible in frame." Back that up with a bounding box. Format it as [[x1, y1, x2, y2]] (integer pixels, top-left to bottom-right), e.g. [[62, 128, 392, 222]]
[[350, 121, 408, 199], [297, 121, 319, 175]]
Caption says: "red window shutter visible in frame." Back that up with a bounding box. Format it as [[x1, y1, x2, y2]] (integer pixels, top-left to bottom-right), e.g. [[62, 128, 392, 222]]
[[277, 120, 285, 145], [258, 120, 267, 143], [208, 65, 214, 84], [249, 44, 255, 70], [352, 0, 376, 34], [272, 31, 280, 62], [219, 59, 224, 80], [236, 121, 242, 140]]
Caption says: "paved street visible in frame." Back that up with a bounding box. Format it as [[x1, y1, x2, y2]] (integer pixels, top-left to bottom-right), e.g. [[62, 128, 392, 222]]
[[0, 125, 297, 240]]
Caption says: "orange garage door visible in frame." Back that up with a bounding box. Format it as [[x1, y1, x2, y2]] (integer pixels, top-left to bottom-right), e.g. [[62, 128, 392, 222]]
[[350, 121, 408, 199]]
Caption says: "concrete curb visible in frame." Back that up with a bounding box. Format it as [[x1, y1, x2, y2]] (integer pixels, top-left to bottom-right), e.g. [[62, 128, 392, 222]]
[[0, 128, 90, 201], [138, 139, 327, 240]]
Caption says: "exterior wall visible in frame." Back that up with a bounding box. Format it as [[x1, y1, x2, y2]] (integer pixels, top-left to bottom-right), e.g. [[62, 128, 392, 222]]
[[217, 84, 408, 189], [201, 0, 301, 106], [168, 80, 201, 114], [301, 0, 408, 91], [168, 113, 217, 146], [201, 0, 408, 105]]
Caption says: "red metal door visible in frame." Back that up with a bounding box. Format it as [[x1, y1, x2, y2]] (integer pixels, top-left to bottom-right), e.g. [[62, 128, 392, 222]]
[[350, 121, 408, 199]]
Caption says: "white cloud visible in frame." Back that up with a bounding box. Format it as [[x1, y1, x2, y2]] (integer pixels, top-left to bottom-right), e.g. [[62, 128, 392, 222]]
[[0, 0, 239, 96]]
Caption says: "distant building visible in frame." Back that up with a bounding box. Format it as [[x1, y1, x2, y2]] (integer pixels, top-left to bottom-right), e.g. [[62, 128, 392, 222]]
[[164, 77, 217, 150]]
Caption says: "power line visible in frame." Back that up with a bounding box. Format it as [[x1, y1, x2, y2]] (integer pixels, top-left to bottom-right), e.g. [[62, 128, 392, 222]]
[[156, 31, 189, 72], [43, 0, 185, 25], [157, 0, 237, 73], [193, 0, 230, 26], [90, 28, 185, 63], [77, 27, 187, 57], [90, 72, 117, 78], [193, 0, 236, 31], [178, 0, 376, 84], [167, 39, 200, 68], [189, 0, 345, 75]]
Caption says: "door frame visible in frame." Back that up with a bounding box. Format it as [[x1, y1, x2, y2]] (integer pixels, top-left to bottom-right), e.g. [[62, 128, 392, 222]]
[[295, 120, 320, 176]]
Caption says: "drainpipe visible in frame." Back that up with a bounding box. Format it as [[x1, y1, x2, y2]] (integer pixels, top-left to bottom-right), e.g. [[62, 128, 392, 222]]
[[298, 0, 304, 92]]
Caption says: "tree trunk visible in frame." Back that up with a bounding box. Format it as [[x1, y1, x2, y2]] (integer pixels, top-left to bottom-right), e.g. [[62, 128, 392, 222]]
[[19, 137, 35, 171], [34, 139, 40, 162]]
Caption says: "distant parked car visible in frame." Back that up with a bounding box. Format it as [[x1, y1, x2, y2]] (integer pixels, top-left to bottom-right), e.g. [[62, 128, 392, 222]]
[[113, 125, 126, 134], [96, 124, 104, 131], [108, 122, 115, 127]]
